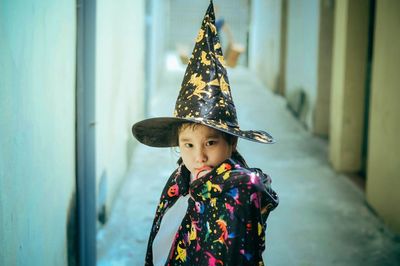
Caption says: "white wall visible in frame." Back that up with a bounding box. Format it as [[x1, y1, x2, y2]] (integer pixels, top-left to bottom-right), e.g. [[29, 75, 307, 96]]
[[148, 0, 170, 99], [0, 1, 77, 265], [96, 0, 146, 220], [285, 0, 319, 128], [249, 0, 282, 91]]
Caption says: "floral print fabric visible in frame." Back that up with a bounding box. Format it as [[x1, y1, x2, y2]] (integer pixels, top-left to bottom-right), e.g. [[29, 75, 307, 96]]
[[145, 158, 279, 266]]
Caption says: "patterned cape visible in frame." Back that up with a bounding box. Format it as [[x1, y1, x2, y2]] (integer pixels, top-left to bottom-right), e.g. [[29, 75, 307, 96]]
[[145, 157, 279, 266]]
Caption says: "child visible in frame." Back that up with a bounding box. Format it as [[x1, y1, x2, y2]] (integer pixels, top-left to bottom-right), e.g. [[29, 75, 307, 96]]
[[132, 2, 278, 265]]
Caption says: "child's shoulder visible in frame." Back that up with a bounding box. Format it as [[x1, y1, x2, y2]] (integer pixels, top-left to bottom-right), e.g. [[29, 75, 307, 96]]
[[227, 165, 279, 211], [224, 163, 270, 191]]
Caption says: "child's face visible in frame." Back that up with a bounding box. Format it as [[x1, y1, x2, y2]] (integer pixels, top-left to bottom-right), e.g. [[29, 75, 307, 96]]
[[178, 124, 235, 179]]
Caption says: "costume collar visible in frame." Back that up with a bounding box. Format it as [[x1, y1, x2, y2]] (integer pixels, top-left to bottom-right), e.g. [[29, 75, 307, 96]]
[[189, 158, 249, 201]]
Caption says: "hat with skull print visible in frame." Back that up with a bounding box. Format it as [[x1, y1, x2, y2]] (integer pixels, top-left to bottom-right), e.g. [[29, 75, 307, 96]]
[[132, 1, 274, 147]]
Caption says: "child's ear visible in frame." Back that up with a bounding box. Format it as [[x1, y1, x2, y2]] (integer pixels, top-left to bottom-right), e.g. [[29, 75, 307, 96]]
[[232, 138, 238, 151]]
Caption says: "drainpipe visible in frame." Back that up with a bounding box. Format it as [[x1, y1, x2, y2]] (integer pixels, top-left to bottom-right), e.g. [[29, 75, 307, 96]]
[[76, 0, 96, 265]]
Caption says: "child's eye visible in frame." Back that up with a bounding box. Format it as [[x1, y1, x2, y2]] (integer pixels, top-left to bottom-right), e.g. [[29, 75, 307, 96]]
[[206, 140, 216, 146], [184, 143, 193, 148]]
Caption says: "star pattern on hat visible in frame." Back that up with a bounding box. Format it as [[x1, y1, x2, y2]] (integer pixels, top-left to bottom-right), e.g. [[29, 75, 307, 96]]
[[132, 2, 274, 147], [174, 2, 238, 129]]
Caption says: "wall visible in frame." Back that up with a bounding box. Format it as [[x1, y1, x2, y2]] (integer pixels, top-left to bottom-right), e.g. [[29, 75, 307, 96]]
[[95, 0, 146, 222], [249, 0, 282, 92], [329, 0, 370, 172], [148, 0, 170, 100], [285, 0, 319, 129], [314, 0, 334, 137], [366, 0, 400, 233], [0, 1, 77, 265]]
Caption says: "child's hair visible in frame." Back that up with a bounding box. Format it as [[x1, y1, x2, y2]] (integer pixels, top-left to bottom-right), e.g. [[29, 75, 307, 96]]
[[177, 122, 238, 146], [176, 122, 248, 166]]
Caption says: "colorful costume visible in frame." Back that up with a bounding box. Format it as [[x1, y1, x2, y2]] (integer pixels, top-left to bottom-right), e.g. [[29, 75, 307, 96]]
[[131, 1, 279, 265], [145, 156, 278, 265]]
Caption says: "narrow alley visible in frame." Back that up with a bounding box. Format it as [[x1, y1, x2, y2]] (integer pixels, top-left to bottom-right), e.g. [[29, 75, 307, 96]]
[[2, 1, 400, 266], [97, 60, 400, 266]]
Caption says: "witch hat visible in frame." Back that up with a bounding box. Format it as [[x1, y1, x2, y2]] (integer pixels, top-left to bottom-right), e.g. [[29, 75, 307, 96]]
[[132, 1, 274, 147]]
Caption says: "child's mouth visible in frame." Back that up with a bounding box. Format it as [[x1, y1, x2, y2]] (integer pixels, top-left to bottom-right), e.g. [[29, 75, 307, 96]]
[[195, 165, 213, 179]]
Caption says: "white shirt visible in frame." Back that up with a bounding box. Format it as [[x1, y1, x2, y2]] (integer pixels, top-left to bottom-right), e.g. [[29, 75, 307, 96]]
[[152, 194, 190, 266]]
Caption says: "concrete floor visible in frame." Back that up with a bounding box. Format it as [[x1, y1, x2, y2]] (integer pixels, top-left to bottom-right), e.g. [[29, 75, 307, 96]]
[[97, 63, 400, 266]]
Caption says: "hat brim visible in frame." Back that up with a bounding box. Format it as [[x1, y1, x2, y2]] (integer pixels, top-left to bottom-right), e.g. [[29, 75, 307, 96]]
[[132, 117, 275, 147]]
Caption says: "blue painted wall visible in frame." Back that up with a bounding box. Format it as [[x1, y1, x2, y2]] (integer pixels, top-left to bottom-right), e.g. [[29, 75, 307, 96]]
[[0, 0, 77, 265]]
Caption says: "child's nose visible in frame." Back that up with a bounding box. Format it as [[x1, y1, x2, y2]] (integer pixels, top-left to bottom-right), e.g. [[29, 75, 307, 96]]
[[195, 148, 207, 163]]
